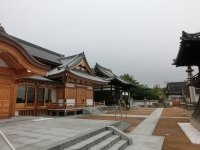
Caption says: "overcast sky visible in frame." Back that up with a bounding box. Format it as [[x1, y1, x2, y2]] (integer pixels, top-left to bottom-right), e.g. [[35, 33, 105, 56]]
[[1, 0, 200, 87]]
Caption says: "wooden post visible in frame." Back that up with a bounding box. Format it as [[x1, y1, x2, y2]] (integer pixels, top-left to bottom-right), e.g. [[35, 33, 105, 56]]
[[63, 75, 67, 107]]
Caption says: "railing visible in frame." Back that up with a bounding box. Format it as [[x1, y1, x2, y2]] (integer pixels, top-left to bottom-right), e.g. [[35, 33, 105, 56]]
[[96, 106, 104, 113], [0, 130, 15, 150], [94, 101, 105, 107], [18, 108, 48, 116], [18, 109, 35, 116], [114, 105, 127, 122], [190, 73, 200, 82]]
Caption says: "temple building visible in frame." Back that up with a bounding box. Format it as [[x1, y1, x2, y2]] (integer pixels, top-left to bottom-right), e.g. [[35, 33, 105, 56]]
[[166, 81, 200, 106], [0, 24, 107, 119], [173, 31, 200, 131], [93, 63, 134, 105]]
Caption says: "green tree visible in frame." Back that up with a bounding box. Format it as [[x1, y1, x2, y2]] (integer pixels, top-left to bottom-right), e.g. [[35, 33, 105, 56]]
[[120, 74, 162, 100]]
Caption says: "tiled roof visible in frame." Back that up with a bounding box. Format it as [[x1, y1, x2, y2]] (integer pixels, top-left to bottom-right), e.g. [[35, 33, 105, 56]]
[[23, 75, 63, 84], [48, 52, 88, 76], [95, 63, 116, 78], [181, 31, 200, 41], [167, 82, 188, 94], [11, 36, 64, 65], [173, 31, 200, 66], [69, 70, 108, 83], [95, 63, 133, 86], [58, 52, 85, 68]]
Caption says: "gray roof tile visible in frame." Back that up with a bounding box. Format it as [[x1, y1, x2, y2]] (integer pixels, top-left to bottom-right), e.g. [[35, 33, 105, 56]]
[[23, 75, 63, 84], [11, 36, 64, 65], [48, 52, 87, 76], [167, 82, 188, 94], [69, 70, 108, 83], [95, 63, 116, 78], [95, 63, 133, 86]]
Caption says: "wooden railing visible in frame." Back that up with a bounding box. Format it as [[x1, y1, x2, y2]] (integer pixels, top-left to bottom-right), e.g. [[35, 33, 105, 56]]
[[18, 109, 35, 116], [190, 73, 200, 82], [18, 107, 48, 116], [94, 101, 105, 107]]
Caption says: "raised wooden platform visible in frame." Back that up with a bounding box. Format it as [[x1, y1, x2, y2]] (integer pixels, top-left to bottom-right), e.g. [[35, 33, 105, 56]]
[[48, 108, 83, 116]]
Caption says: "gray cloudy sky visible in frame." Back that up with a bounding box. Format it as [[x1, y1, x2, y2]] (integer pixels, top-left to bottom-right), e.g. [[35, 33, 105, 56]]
[[1, 0, 200, 87]]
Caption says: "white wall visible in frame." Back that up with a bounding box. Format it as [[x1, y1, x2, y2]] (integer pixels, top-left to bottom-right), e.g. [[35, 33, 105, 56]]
[[0, 58, 9, 68]]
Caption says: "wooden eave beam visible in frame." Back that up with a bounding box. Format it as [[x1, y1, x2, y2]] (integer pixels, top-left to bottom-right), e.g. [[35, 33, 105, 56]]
[[0, 53, 22, 70], [0, 41, 49, 75], [17, 78, 63, 86]]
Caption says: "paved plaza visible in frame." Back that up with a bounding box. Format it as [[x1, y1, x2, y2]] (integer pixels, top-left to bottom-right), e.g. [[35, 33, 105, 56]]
[[0, 108, 165, 150], [0, 117, 117, 150]]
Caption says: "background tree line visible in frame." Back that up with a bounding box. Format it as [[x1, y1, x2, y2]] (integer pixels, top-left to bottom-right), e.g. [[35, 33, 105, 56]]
[[120, 73, 167, 100]]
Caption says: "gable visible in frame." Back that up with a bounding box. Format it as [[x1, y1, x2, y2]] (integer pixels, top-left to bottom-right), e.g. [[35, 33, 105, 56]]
[[70, 58, 94, 76]]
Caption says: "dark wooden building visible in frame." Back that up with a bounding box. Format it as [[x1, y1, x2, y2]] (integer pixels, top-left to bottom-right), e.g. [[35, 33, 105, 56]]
[[173, 31, 200, 131], [93, 63, 134, 105]]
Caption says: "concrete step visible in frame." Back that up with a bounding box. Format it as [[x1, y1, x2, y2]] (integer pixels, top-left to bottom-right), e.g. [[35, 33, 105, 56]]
[[87, 107, 103, 115], [65, 130, 113, 150], [88, 135, 120, 150], [107, 140, 128, 150]]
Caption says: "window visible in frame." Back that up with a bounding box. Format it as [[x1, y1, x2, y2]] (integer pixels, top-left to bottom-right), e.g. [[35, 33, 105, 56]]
[[45, 89, 51, 102], [16, 86, 26, 103], [16, 86, 57, 106], [27, 87, 35, 106], [51, 90, 57, 102], [37, 88, 45, 106]]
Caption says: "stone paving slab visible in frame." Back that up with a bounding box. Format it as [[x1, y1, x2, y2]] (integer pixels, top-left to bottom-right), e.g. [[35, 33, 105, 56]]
[[0, 116, 118, 150], [125, 134, 164, 150], [130, 108, 163, 135], [100, 114, 148, 118], [127, 108, 165, 150]]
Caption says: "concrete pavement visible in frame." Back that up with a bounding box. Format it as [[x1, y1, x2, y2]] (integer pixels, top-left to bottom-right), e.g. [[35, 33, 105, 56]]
[[0, 116, 118, 150], [126, 108, 165, 150]]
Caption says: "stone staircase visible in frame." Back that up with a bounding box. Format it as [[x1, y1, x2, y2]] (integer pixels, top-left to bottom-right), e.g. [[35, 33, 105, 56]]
[[62, 126, 132, 150], [87, 107, 104, 115]]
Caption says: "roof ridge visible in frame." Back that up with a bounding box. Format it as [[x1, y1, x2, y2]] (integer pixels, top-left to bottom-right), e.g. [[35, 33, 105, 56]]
[[10, 35, 64, 57], [59, 52, 84, 60], [181, 31, 200, 40], [96, 63, 113, 73]]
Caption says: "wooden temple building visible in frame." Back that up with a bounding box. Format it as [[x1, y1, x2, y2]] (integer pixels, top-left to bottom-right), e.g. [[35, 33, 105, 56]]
[[0, 24, 108, 119], [93, 63, 134, 105], [173, 31, 200, 131], [166, 82, 200, 106]]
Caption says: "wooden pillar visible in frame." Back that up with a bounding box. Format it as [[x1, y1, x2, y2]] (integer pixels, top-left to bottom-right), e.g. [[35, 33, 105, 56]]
[[11, 84, 17, 117], [62, 75, 67, 106], [35, 84, 39, 116], [101, 86, 103, 102]]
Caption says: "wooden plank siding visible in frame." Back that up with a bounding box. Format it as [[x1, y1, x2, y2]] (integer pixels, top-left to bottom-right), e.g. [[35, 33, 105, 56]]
[[0, 68, 15, 118], [76, 87, 86, 106], [65, 87, 76, 99], [57, 88, 63, 99], [87, 89, 93, 99], [0, 85, 12, 118]]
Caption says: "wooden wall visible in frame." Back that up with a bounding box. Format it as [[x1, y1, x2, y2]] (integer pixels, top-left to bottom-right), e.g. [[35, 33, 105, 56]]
[[0, 67, 15, 118], [65, 87, 76, 99], [77, 87, 86, 105], [87, 90, 93, 99]]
